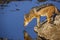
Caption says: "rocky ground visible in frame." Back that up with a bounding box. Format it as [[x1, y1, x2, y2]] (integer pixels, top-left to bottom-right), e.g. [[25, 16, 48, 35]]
[[34, 15, 60, 40], [24, 31, 32, 40]]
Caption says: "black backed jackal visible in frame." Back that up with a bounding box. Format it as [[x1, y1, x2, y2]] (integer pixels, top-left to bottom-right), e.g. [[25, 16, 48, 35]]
[[24, 4, 60, 27]]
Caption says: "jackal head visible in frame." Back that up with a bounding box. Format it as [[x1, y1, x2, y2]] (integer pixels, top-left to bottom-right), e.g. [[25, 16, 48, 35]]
[[24, 14, 30, 27], [24, 8, 37, 27]]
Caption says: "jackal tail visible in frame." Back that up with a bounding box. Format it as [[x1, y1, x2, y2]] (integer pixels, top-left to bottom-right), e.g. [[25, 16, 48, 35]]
[[55, 7, 60, 15]]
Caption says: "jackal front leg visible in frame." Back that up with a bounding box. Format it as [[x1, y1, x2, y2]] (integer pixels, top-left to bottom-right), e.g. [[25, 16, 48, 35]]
[[37, 16, 40, 27], [47, 16, 51, 23]]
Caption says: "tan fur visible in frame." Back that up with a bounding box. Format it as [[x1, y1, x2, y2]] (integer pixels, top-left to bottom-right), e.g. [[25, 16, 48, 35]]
[[24, 5, 60, 27]]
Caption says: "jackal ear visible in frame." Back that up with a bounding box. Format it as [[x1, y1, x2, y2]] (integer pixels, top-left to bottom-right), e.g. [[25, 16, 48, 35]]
[[24, 15, 26, 17], [33, 8, 37, 13], [24, 15, 26, 20], [24, 15, 25, 18]]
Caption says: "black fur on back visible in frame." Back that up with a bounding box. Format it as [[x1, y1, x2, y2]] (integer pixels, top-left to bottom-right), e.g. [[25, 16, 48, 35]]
[[32, 3, 54, 12]]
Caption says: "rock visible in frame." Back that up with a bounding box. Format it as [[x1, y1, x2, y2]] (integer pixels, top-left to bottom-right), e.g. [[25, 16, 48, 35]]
[[34, 15, 60, 40], [54, 15, 60, 25], [24, 31, 32, 40]]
